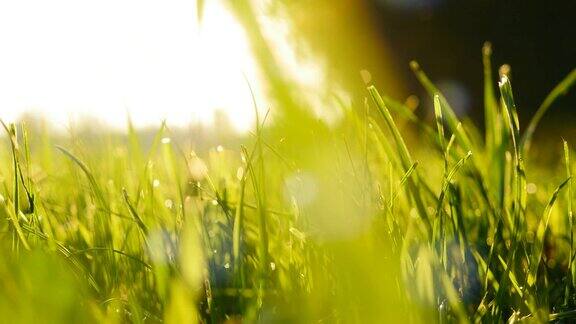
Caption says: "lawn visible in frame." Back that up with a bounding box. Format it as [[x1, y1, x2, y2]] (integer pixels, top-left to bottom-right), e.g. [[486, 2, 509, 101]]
[[1, 44, 576, 322]]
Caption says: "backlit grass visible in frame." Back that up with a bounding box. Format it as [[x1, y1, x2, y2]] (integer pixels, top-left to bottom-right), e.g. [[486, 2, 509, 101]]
[[1, 44, 576, 323]]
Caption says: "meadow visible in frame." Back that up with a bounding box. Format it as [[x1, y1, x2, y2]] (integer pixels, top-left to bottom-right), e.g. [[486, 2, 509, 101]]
[[1, 44, 576, 323]]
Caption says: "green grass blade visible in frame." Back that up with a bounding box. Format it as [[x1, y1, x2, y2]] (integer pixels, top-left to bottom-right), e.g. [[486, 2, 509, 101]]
[[368, 85, 432, 235], [482, 42, 499, 154], [409, 61, 473, 152], [521, 69, 576, 154], [56, 145, 107, 208], [433, 94, 446, 153], [387, 162, 418, 211], [528, 177, 571, 287], [122, 188, 149, 236], [565, 141, 575, 290]]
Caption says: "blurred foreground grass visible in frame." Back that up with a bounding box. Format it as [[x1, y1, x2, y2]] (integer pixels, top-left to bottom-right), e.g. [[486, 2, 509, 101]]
[[1, 45, 576, 323]]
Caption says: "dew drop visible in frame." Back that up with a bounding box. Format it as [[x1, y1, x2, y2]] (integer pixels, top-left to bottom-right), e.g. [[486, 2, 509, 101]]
[[526, 183, 537, 194]]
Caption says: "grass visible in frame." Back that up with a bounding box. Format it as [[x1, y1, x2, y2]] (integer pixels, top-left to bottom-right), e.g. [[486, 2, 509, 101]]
[[1, 44, 576, 323]]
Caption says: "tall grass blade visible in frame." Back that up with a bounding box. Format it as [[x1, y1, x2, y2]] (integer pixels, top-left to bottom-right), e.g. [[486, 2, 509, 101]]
[[528, 177, 571, 287], [368, 85, 432, 235]]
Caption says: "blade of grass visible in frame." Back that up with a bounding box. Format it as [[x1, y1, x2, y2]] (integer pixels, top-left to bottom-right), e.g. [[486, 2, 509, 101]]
[[56, 145, 107, 208], [368, 85, 432, 235], [521, 69, 576, 154], [409, 61, 473, 152], [565, 140, 575, 299], [482, 42, 499, 155], [122, 188, 149, 237], [528, 177, 571, 287]]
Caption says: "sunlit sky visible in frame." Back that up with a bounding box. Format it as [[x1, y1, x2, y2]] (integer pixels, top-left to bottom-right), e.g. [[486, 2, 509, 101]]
[[0, 0, 265, 132]]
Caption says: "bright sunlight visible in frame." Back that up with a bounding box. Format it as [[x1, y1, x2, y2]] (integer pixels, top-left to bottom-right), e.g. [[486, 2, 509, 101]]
[[0, 0, 261, 132]]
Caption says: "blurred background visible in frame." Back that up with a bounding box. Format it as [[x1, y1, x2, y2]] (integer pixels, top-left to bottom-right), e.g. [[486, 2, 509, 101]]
[[364, 0, 576, 137], [241, 0, 576, 141], [0, 0, 574, 139]]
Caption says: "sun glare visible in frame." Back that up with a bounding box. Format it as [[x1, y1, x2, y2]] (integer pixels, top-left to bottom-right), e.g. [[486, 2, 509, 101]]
[[0, 0, 261, 132]]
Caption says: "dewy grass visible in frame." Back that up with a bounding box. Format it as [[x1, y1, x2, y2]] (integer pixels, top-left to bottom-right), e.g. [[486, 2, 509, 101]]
[[0, 46, 575, 323]]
